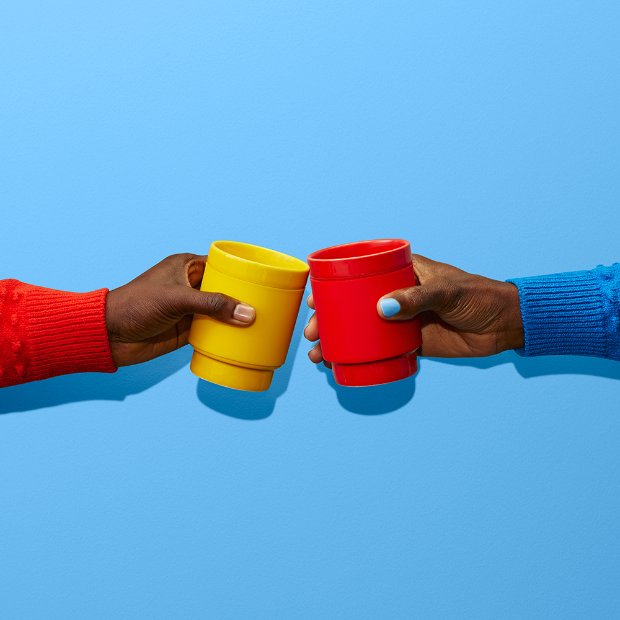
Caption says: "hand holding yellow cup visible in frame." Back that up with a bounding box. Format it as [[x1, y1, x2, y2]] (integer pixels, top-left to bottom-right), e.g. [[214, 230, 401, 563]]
[[188, 241, 309, 391]]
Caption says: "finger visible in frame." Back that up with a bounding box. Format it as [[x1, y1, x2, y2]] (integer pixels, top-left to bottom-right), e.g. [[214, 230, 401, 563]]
[[160, 253, 209, 288], [186, 255, 208, 289], [410, 254, 441, 283], [304, 313, 319, 342], [308, 342, 324, 363], [377, 284, 450, 321], [411, 253, 469, 286], [158, 253, 200, 285], [307, 294, 315, 309], [179, 288, 256, 326]]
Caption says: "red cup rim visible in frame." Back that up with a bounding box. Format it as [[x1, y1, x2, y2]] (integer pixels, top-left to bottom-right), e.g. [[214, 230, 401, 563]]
[[307, 239, 411, 279]]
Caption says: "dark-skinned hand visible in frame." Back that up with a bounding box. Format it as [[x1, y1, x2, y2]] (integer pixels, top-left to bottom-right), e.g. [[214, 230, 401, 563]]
[[105, 253, 255, 367], [304, 254, 524, 364]]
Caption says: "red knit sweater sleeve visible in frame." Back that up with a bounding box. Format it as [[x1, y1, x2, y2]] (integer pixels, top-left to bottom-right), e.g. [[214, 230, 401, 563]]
[[0, 279, 117, 388]]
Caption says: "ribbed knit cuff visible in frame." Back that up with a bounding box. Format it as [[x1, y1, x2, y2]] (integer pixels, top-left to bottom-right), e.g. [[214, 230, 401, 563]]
[[507, 266, 620, 359], [2, 281, 117, 386]]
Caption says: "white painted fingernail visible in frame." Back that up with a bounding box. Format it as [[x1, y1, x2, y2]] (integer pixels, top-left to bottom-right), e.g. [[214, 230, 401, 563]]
[[233, 303, 255, 323]]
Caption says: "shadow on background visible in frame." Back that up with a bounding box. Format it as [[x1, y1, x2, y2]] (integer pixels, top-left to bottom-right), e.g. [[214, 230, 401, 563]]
[[316, 363, 416, 416], [315, 350, 620, 416], [0, 347, 191, 415], [196, 304, 310, 421], [428, 350, 620, 380], [4, 333, 617, 418]]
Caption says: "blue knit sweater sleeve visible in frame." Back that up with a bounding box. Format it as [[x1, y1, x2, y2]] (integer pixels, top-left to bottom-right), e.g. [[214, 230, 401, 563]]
[[507, 264, 620, 360]]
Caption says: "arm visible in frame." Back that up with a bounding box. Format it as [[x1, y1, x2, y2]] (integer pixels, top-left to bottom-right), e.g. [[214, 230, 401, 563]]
[[0, 253, 255, 388], [0, 279, 115, 387], [508, 263, 620, 360], [305, 255, 620, 362]]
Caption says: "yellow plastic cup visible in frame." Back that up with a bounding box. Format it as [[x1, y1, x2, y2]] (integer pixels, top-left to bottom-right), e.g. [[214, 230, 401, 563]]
[[188, 241, 310, 391]]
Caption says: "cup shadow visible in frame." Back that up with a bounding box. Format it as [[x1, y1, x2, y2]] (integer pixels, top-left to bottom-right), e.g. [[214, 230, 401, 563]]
[[425, 350, 620, 380], [195, 303, 310, 420], [0, 347, 191, 415], [315, 363, 416, 416], [313, 349, 620, 416]]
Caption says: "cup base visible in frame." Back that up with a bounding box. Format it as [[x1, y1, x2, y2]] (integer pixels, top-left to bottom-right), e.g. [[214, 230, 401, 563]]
[[331, 350, 418, 387], [190, 351, 274, 392]]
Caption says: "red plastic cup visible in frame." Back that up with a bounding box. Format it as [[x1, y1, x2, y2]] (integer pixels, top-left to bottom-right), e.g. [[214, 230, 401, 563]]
[[307, 239, 422, 387]]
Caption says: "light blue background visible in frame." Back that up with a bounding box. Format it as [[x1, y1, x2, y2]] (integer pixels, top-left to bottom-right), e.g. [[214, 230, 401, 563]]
[[1, 1, 619, 618]]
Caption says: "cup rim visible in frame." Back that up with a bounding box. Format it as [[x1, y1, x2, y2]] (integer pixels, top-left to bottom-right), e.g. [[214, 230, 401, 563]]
[[307, 238, 409, 263], [209, 240, 309, 289], [307, 239, 411, 279]]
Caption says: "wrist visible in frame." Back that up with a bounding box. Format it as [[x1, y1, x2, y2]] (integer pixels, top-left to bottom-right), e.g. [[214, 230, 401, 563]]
[[105, 288, 125, 366], [496, 282, 524, 352]]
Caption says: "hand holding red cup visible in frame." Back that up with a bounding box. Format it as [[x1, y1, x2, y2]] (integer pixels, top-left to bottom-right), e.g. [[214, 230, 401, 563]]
[[306, 239, 422, 387]]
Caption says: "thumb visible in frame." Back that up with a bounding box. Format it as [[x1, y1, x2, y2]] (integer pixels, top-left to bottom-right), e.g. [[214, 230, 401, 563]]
[[377, 284, 449, 321], [179, 288, 256, 326]]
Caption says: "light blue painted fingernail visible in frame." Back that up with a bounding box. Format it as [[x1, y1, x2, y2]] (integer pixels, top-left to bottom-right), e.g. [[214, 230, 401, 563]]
[[380, 298, 401, 318]]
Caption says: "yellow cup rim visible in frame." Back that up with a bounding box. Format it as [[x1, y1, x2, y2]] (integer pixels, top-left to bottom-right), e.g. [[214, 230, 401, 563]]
[[208, 240, 309, 290]]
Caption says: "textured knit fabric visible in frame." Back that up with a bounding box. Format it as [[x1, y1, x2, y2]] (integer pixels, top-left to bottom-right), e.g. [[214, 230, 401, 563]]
[[508, 264, 620, 360], [0, 280, 117, 387]]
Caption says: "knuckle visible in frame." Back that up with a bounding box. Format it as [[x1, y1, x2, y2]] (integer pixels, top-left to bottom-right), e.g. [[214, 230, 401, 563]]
[[204, 292, 228, 314], [401, 287, 420, 310], [166, 253, 196, 266], [411, 254, 434, 279], [410, 254, 426, 271]]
